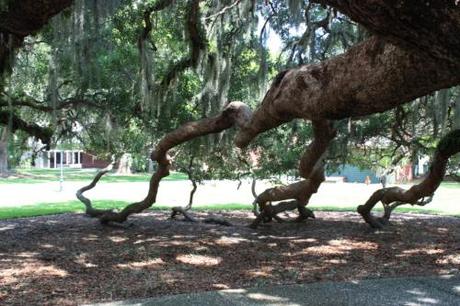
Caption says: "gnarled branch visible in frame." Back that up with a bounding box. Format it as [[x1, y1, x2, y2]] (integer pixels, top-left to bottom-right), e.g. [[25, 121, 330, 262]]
[[77, 101, 252, 224], [76, 161, 116, 217], [250, 120, 336, 228], [358, 129, 460, 228]]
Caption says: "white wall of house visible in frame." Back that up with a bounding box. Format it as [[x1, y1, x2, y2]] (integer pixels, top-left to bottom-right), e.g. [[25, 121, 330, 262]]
[[36, 150, 83, 169]]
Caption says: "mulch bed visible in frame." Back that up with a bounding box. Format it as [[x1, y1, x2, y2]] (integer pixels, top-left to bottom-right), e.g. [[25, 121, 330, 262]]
[[1, 211, 459, 305]]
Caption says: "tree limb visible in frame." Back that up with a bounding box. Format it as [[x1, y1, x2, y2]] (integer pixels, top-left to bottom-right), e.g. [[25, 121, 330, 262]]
[[0, 110, 52, 146], [78, 101, 252, 224], [358, 129, 460, 228]]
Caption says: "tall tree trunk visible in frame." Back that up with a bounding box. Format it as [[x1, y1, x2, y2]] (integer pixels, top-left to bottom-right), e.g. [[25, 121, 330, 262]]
[[116, 153, 133, 175], [0, 126, 9, 176], [454, 94, 460, 130]]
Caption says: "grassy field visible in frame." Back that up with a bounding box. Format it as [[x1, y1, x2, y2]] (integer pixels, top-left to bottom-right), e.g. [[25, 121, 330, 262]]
[[0, 201, 251, 220], [0, 200, 458, 220], [440, 181, 460, 189], [0, 168, 187, 184]]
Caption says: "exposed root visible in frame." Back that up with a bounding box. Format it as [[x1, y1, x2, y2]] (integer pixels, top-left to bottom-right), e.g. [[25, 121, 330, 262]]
[[171, 207, 232, 226], [77, 101, 252, 224], [358, 129, 460, 228], [250, 120, 336, 228]]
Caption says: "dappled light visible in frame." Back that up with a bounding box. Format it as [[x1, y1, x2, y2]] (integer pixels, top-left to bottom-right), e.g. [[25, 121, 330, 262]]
[[1, 210, 459, 304], [1, 0, 460, 305]]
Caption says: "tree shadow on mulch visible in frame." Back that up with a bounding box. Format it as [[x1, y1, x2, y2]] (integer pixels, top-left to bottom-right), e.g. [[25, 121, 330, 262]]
[[0, 211, 459, 305]]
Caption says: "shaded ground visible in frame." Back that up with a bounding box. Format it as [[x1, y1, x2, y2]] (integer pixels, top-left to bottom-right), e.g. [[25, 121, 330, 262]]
[[1, 211, 459, 305]]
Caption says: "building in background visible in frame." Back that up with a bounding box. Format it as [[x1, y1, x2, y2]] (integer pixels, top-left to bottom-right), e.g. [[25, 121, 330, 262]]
[[35, 150, 111, 169]]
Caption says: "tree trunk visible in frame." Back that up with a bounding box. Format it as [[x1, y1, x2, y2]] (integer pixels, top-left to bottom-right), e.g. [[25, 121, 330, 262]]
[[454, 94, 460, 130], [0, 127, 9, 176], [116, 153, 133, 175]]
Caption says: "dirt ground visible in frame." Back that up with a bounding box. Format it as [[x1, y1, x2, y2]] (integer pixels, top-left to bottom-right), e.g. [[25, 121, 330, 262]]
[[1, 211, 460, 305]]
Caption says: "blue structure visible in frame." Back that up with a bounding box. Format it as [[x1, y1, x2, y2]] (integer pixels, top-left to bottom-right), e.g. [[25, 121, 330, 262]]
[[327, 164, 379, 184]]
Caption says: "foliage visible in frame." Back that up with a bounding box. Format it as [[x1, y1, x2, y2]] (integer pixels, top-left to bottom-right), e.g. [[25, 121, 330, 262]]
[[0, 0, 458, 181]]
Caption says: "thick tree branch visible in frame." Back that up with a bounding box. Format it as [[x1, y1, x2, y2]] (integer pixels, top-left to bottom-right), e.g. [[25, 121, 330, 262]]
[[77, 101, 252, 224], [0, 110, 52, 145], [314, 0, 460, 65], [235, 36, 460, 148], [357, 129, 460, 228], [250, 120, 336, 228], [160, 0, 206, 87], [76, 161, 116, 217], [0, 97, 102, 112]]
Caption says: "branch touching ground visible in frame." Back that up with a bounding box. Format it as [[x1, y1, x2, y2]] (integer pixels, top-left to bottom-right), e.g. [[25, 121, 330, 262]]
[[77, 101, 252, 224], [76, 161, 116, 217], [170, 207, 232, 226], [358, 129, 460, 229], [250, 120, 336, 228]]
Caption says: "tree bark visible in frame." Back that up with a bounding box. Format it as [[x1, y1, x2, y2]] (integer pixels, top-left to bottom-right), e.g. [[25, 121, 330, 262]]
[[76, 161, 116, 217], [250, 120, 336, 228], [314, 0, 460, 66], [235, 36, 460, 147], [358, 129, 460, 228], [76, 101, 252, 224], [0, 126, 8, 176]]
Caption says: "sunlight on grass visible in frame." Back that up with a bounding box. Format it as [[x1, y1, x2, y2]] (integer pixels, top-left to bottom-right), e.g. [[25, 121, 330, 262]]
[[0, 201, 458, 220], [0, 169, 187, 184], [440, 182, 460, 189], [0, 201, 254, 220]]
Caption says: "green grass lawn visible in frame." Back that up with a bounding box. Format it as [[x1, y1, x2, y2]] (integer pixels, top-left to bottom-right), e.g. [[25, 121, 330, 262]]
[[0, 201, 252, 220], [0, 168, 187, 184], [440, 181, 460, 189], [1, 200, 458, 220]]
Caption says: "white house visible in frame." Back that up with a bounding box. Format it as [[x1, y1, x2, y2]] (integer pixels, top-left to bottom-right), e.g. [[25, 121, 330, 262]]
[[35, 149, 83, 168]]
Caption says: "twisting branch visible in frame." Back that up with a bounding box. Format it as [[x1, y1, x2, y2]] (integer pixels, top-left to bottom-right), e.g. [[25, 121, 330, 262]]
[[77, 101, 252, 224], [76, 160, 116, 217], [358, 129, 460, 228], [203, 0, 242, 21], [0, 96, 102, 112], [250, 120, 336, 228], [170, 154, 197, 218], [160, 0, 206, 87]]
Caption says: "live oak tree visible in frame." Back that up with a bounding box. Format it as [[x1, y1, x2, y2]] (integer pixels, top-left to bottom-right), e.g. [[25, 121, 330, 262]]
[[1, 0, 460, 227]]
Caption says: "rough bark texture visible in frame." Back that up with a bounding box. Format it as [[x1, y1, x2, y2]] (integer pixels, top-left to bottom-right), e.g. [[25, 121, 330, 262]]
[[358, 129, 460, 228], [77, 101, 252, 223], [314, 0, 460, 65], [235, 36, 460, 147], [250, 120, 336, 228]]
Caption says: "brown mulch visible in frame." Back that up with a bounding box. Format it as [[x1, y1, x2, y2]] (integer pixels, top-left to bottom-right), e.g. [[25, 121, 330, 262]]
[[1, 211, 459, 305]]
